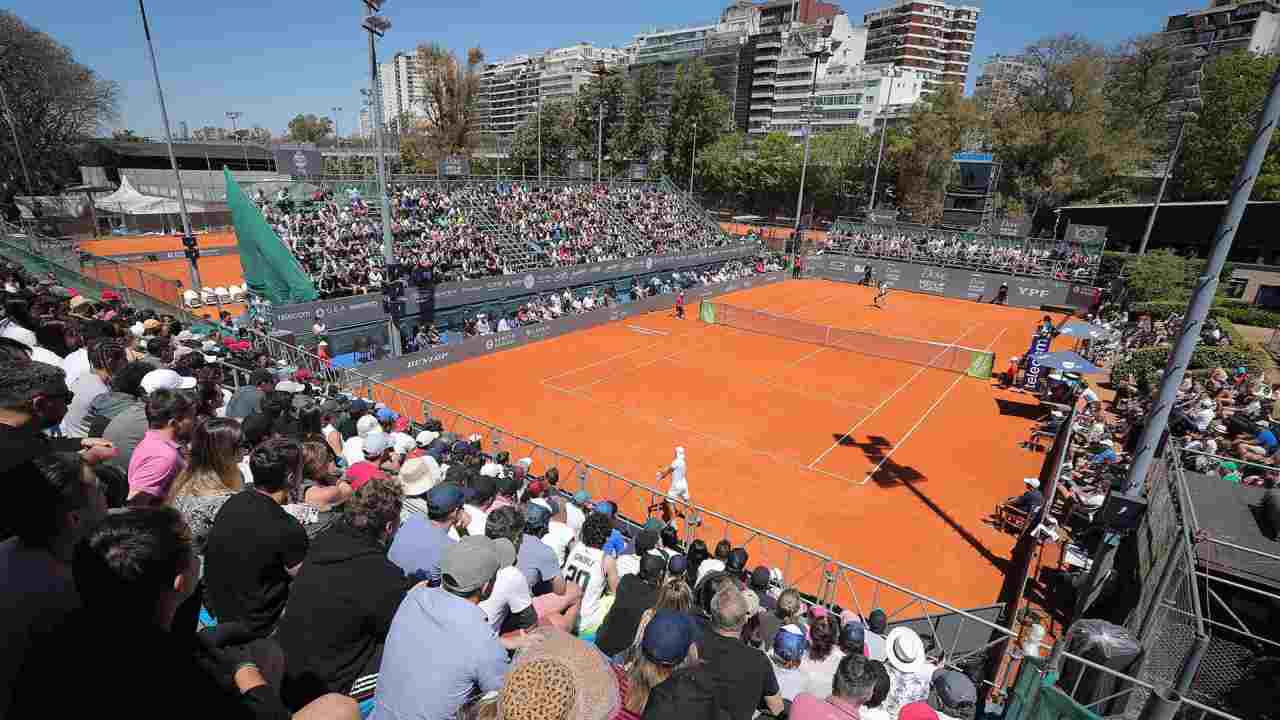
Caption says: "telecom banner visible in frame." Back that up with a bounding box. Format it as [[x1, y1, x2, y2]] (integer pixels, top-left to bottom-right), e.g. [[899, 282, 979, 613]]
[[1022, 333, 1054, 393]]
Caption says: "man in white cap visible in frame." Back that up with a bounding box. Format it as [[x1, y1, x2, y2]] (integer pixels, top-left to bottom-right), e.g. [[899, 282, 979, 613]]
[[343, 413, 381, 467], [1012, 477, 1045, 514], [656, 446, 699, 528]]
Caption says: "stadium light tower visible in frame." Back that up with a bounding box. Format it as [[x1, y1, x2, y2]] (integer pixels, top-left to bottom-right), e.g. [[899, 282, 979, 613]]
[[360, 0, 400, 357], [332, 106, 343, 147], [792, 43, 832, 257], [137, 0, 203, 303], [590, 61, 615, 183]]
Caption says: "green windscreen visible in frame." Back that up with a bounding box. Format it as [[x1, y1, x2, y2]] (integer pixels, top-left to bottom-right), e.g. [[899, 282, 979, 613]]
[[225, 168, 318, 304]]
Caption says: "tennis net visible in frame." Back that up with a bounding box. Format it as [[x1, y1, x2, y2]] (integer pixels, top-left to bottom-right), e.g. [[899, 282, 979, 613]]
[[699, 301, 996, 378]]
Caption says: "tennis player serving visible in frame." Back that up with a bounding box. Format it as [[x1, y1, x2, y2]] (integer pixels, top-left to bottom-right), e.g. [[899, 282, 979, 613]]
[[656, 446, 699, 528]]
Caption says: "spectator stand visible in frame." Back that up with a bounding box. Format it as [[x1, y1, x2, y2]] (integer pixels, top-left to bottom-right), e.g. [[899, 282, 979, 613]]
[[826, 218, 1105, 283]]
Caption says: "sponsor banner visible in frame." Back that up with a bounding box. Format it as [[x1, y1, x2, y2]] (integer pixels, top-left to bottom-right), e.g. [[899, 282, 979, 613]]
[[263, 294, 386, 334], [1066, 283, 1100, 311], [808, 254, 1086, 310], [268, 242, 764, 334], [1064, 223, 1107, 245], [97, 246, 239, 264], [358, 272, 787, 381], [404, 242, 763, 314], [273, 145, 323, 179], [1023, 332, 1054, 392]]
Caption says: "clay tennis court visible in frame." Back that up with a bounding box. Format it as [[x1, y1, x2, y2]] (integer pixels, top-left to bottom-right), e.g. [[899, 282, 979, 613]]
[[78, 233, 247, 319], [389, 278, 1068, 610]]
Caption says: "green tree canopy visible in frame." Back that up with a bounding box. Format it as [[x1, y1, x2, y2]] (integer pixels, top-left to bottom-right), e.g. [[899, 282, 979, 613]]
[[414, 44, 485, 161], [664, 59, 731, 186], [508, 100, 576, 177], [1, 10, 119, 193], [286, 113, 333, 143], [1175, 51, 1280, 201]]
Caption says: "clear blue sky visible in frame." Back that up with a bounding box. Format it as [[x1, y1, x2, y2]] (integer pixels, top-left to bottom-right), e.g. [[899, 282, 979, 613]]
[[10, 0, 1188, 139]]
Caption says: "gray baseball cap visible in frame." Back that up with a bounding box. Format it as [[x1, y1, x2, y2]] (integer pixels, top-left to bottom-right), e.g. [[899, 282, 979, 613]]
[[440, 536, 516, 594]]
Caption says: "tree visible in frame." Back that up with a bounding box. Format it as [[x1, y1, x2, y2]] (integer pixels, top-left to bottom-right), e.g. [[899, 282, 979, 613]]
[[747, 132, 804, 216], [1175, 51, 1280, 201], [808, 125, 878, 218], [991, 34, 1146, 225], [413, 44, 485, 161], [508, 100, 576, 177], [612, 67, 663, 171], [111, 129, 144, 143], [665, 59, 731, 186], [1105, 33, 1176, 153], [894, 86, 982, 223], [572, 68, 626, 175], [0, 10, 119, 193], [286, 113, 333, 143]]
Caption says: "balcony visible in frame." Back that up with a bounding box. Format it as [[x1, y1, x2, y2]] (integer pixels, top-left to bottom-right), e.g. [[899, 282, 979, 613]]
[[754, 65, 778, 74]]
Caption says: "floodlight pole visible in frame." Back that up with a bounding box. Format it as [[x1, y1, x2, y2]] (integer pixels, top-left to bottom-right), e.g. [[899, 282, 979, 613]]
[[1123, 62, 1280, 497], [362, 0, 399, 357], [138, 0, 203, 302], [793, 47, 829, 265], [0, 79, 33, 195], [689, 118, 698, 194], [869, 75, 895, 214]]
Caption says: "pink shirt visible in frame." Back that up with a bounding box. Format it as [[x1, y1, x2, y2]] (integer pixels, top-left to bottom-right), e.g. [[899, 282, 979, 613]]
[[790, 694, 863, 720], [127, 430, 185, 500]]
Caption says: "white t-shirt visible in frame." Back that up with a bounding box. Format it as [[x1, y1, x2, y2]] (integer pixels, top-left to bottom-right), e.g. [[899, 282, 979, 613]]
[[1081, 387, 1099, 405], [478, 565, 533, 631], [668, 455, 689, 498], [542, 520, 576, 567], [564, 503, 586, 535], [62, 348, 91, 387], [464, 504, 490, 538], [564, 542, 608, 624]]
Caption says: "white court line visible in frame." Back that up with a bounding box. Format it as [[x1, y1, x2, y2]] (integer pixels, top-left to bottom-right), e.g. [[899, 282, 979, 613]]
[[627, 325, 668, 336], [542, 378, 857, 486], [858, 327, 1009, 485], [807, 321, 982, 469]]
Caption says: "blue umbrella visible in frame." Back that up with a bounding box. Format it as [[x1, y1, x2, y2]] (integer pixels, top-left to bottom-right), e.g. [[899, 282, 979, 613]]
[[1057, 319, 1115, 340], [1031, 350, 1104, 375]]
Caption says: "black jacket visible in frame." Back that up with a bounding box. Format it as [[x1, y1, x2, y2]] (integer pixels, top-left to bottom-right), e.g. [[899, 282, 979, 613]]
[[276, 522, 412, 709]]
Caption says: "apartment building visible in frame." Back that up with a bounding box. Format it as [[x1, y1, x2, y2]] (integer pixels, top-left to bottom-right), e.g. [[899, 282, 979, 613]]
[[1162, 0, 1280, 115], [974, 53, 1041, 111], [863, 0, 980, 93]]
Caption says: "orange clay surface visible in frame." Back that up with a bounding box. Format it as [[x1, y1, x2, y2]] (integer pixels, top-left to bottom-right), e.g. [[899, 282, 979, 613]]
[[77, 235, 248, 320], [388, 278, 1069, 610]]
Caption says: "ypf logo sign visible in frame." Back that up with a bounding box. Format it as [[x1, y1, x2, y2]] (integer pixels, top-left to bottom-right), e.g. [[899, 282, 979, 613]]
[[292, 151, 309, 175], [522, 274, 535, 290], [1018, 286, 1051, 299], [645, 258, 654, 271]]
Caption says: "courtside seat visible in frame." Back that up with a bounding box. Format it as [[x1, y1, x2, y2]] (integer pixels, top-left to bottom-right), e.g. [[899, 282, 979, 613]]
[[214, 286, 230, 304], [183, 289, 202, 308], [228, 284, 246, 302], [201, 286, 217, 305]]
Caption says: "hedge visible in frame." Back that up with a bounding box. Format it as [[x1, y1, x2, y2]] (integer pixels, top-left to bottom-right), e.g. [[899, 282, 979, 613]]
[[1129, 300, 1280, 329]]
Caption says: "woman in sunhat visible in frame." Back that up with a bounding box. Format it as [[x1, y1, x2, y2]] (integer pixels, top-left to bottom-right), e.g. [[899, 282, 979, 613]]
[[881, 626, 937, 718]]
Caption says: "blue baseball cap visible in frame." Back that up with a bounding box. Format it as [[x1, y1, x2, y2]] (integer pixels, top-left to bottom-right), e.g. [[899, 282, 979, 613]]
[[376, 407, 398, 423], [595, 500, 617, 516], [773, 625, 808, 662], [573, 490, 592, 505], [524, 502, 552, 530], [840, 621, 866, 647], [350, 399, 369, 414], [642, 610, 695, 665], [427, 483, 466, 516]]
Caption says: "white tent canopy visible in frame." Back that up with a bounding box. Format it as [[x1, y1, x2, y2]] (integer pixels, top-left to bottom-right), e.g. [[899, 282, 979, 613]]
[[95, 176, 208, 215]]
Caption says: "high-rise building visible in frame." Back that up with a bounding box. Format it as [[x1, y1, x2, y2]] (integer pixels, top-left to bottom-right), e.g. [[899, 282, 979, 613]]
[[378, 51, 432, 130], [863, 0, 979, 93], [628, 21, 750, 130], [1162, 0, 1280, 116], [747, 15, 882, 136], [974, 54, 1040, 111], [476, 43, 628, 139], [358, 108, 372, 138]]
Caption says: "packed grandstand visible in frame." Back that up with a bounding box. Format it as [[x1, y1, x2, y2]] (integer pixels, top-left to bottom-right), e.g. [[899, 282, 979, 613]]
[[258, 181, 736, 297]]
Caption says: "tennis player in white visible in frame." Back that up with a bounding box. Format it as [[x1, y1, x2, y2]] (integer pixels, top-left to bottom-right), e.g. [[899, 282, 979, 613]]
[[656, 446, 699, 528]]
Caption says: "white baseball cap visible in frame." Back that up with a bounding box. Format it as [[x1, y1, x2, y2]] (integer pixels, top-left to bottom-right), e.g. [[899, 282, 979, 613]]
[[141, 368, 197, 394], [356, 414, 380, 438]]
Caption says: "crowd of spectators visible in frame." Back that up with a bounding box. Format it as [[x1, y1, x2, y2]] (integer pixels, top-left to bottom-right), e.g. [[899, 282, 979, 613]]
[[826, 224, 1100, 280], [446, 255, 786, 342], [998, 305, 1280, 547], [257, 182, 736, 301], [3, 254, 981, 720]]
